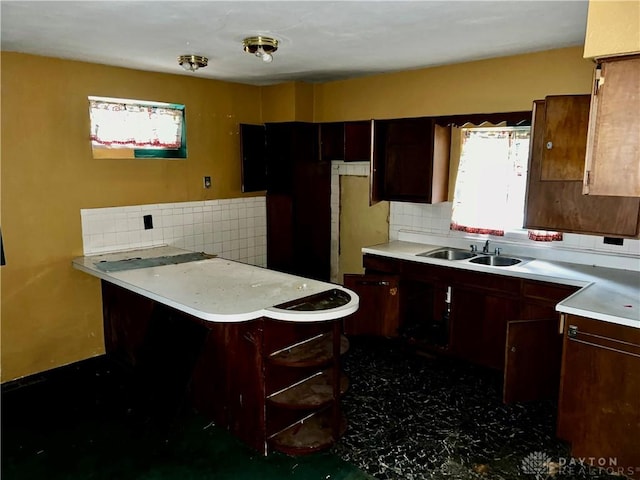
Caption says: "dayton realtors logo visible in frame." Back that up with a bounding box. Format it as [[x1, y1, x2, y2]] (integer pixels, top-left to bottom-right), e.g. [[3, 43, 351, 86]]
[[521, 451, 640, 478], [521, 451, 553, 479]]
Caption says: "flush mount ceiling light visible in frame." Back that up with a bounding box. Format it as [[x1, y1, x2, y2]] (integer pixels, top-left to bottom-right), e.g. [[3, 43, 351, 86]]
[[178, 54, 208, 72], [243, 36, 279, 63]]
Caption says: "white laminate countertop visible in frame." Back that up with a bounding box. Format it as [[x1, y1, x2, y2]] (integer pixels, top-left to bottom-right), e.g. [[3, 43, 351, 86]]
[[362, 241, 640, 329], [73, 246, 359, 323]]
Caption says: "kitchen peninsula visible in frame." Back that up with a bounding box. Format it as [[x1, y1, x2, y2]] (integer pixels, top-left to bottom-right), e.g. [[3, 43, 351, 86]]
[[73, 246, 359, 455]]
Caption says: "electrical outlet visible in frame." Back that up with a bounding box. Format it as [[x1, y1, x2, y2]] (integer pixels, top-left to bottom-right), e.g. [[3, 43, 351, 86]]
[[603, 237, 623, 246], [203, 176, 212, 189]]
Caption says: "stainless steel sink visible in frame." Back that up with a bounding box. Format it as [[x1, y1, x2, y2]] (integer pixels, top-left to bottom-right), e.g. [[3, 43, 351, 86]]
[[469, 255, 522, 267], [417, 248, 477, 261]]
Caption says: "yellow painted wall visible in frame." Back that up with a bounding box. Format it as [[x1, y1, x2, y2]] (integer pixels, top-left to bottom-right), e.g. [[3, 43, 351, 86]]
[[261, 82, 297, 122], [313, 47, 594, 121], [0, 52, 262, 382], [584, 0, 640, 58], [1, 46, 594, 382], [261, 81, 315, 122]]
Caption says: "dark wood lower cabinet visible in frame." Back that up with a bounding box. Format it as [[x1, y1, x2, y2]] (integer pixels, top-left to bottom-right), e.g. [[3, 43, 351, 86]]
[[557, 315, 640, 478], [358, 254, 580, 404], [343, 273, 400, 337], [102, 281, 348, 456], [503, 318, 562, 404]]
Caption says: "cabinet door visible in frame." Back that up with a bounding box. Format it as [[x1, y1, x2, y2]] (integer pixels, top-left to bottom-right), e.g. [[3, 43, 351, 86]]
[[503, 318, 562, 404], [583, 56, 640, 197], [557, 316, 640, 476], [265, 122, 318, 194], [343, 273, 400, 337], [319, 121, 371, 162], [541, 96, 590, 181], [240, 123, 267, 192], [319, 122, 344, 162], [524, 97, 640, 237], [344, 121, 372, 162], [371, 117, 449, 204]]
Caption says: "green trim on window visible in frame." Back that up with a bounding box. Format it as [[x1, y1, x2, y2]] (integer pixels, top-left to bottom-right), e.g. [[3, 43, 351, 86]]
[[133, 104, 187, 159]]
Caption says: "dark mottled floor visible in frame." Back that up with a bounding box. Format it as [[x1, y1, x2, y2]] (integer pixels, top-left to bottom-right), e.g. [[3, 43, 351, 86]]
[[1, 356, 370, 480], [2, 337, 620, 480], [333, 337, 618, 480]]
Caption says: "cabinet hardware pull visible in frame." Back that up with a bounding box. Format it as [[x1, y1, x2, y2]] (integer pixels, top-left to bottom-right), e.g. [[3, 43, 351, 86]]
[[389, 287, 398, 296], [568, 325, 578, 338], [546, 141, 553, 150]]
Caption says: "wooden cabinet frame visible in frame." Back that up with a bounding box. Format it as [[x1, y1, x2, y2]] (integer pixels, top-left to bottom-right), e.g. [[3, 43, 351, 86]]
[[524, 96, 640, 237], [583, 55, 640, 197], [101, 281, 348, 456], [557, 315, 640, 477], [358, 254, 579, 403]]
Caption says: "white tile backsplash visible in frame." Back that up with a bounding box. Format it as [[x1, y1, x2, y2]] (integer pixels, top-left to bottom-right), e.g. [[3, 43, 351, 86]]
[[81, 197, 267, 267], [390, 201, 640, 270]]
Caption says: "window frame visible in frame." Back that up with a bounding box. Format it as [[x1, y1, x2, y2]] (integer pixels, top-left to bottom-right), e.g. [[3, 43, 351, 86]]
[[450, 124, 532, 235], [88, 96, 187, 159]]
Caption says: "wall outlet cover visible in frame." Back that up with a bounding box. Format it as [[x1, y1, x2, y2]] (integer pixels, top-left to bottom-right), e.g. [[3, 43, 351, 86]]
[[603, 237, 623, 246]]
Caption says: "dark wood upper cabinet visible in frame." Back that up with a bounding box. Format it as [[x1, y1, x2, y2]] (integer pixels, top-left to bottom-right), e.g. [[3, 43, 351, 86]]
[[264, 122, 318, 194], [240, 123, 267, 193], [344, 121, 372, 162], [541, 96, 590, 181], [524, 96, 640, 237], [319, 122, 344, 162], [371, 117, 450, 204], [583, 55, 640, 197], [319, 120, 372, 162]]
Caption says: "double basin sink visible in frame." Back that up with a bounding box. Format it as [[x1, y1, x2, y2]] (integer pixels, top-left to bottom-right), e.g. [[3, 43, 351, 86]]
[[417, 247, 526, 267]]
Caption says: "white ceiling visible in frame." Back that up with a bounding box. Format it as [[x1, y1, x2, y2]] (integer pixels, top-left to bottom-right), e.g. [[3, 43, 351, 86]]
[[1, 0, 589, 86]]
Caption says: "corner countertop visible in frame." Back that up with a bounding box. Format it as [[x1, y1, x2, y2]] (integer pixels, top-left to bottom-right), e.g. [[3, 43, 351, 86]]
[[73, 246, 358, 323], [362, 241, 640, 329]]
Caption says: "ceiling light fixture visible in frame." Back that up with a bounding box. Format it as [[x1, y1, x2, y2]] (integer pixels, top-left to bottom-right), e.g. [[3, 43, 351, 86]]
[[178, 54, 208, 72], [243, 36, 279, 63]]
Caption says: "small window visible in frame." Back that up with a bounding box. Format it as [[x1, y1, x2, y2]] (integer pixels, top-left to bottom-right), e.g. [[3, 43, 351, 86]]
[[88, 96, 186, 159], [450, 126, 530, 235]]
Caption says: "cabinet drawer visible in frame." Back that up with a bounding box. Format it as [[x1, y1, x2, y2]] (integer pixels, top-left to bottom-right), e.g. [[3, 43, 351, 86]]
[[363, 254, 402, 273], [450, 269, 520, 296], [402, 261, 450, 282]]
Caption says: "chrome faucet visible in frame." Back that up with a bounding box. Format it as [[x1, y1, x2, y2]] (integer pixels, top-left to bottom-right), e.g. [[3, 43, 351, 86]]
[[482, 240, 490, 254]]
